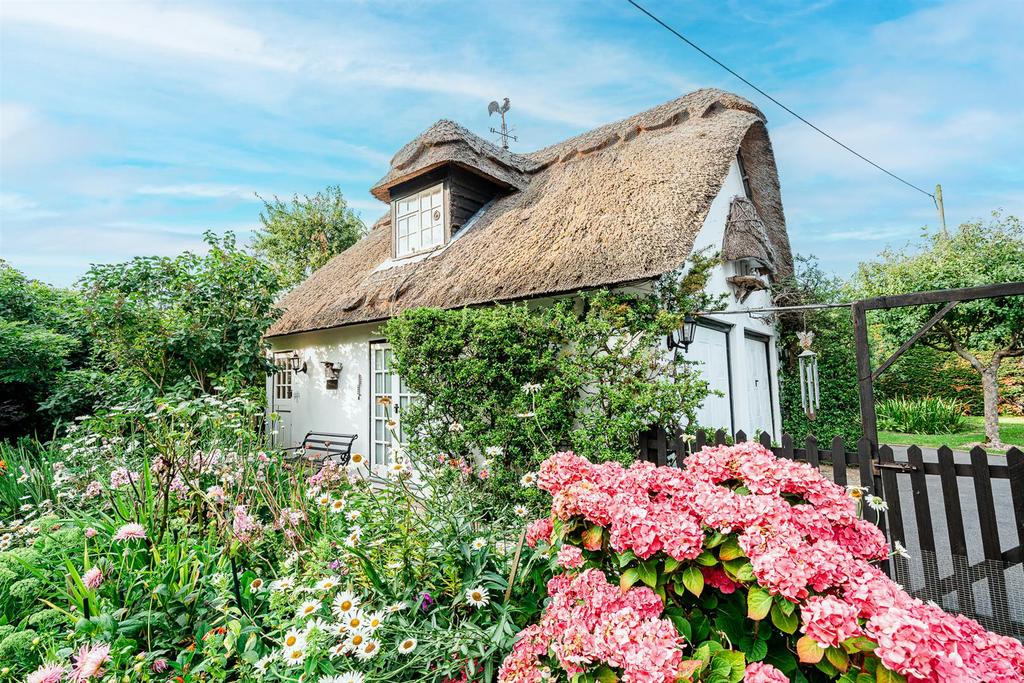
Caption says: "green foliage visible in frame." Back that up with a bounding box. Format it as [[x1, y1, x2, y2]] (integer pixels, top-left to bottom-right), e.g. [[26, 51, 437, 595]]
[[776, 256, 862, 444], [79, 231, 280, 395], [876, 397, 966, 434], [854, 213, 1024, 444], [251, 185, 366, 289], [382, 263, 717, 505], [0, 260, 92, 437]]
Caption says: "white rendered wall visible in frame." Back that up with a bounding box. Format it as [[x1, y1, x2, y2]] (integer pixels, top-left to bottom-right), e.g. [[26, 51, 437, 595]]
[[266, 322, 381, 460], [683, 158, 783, 439]]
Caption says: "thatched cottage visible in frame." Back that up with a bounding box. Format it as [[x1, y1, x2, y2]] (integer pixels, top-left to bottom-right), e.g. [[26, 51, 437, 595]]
[[265, 88, 793, 466]]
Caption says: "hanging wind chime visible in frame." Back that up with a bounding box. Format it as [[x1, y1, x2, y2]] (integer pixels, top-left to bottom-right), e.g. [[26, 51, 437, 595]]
[[797, 330, 820, 421]]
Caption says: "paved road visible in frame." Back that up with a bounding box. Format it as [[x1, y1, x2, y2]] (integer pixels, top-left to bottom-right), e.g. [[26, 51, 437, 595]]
[[864, 447, 1023, 632]]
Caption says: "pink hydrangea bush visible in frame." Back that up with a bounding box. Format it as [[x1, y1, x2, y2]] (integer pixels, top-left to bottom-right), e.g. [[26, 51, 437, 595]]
[[500, 444, 1024, 683]]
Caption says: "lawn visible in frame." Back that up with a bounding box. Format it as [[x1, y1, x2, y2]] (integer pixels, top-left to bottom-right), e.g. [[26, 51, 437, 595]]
[[880, 415, 1024, 453]]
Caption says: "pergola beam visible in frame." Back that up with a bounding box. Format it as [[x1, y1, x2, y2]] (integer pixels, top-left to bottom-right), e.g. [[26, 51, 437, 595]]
[[871, 301, 958, 382]]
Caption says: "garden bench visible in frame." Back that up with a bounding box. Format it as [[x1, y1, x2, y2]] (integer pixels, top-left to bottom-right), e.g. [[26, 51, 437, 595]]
[[283, 431, 357, 468]]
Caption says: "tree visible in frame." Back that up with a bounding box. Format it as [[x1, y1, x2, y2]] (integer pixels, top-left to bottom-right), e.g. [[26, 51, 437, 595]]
[[855, 212, 1024, 447], [80, 231, 281, 395], [0, 261, 91, 437], [251, 185, 366, 289]]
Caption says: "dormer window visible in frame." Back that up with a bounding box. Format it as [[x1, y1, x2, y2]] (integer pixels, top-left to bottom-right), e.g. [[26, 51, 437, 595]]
[[394, 183, 445, 258]]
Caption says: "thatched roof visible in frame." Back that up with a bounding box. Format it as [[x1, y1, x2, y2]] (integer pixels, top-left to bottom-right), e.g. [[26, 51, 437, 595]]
[[722, 196, 778, 271], [267, 88, 792, 338]]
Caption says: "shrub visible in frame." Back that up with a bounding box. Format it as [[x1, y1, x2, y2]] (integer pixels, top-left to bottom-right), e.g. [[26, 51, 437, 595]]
[[876, 396, 966, 434], [500, 445, 1024, 682]]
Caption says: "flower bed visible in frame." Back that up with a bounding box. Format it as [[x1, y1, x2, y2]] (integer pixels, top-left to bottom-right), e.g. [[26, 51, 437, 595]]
[[500, 443, 1024, 683]]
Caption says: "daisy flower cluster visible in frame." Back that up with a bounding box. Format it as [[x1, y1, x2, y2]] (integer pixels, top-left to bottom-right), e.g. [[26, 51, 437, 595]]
[[504, 445, 1024, 683], [498, 569, 682, 683]]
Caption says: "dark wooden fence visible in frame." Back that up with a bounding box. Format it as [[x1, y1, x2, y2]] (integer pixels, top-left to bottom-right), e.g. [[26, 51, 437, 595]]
[[639, 427, 1024, 639]]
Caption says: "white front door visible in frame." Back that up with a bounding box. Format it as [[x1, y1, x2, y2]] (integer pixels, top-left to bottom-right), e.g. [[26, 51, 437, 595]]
[[270, 352, 294, 448], [370, 343, 416, 469], [687, 324, 733, 432], [745, 336, 774, 435]]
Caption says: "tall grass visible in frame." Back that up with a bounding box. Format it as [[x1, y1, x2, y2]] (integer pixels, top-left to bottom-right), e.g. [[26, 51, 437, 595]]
[[876, 396, 967, 434]]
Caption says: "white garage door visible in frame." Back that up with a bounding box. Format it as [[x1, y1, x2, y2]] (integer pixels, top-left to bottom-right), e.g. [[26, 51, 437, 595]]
[[745, 335, 774, 435], [687, 324, 733, 432]]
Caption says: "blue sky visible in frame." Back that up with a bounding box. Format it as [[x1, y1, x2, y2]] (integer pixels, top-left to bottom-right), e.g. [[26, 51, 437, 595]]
[[1, 0, 1021, 286]]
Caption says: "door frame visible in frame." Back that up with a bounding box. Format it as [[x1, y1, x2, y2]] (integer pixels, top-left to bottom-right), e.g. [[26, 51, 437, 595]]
[[743, 331, 775, 432], [270, 350, 295, 447], [692, 318, 735, 434]]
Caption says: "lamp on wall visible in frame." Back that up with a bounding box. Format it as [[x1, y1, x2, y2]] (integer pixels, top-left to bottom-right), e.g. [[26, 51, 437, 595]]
[[323, 361, 342, 390], [288, 351, 307, 374], [666, 315, 699, 352]]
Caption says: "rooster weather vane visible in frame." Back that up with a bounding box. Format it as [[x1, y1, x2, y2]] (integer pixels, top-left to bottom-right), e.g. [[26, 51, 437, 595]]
[[488, 97, 517, 150]]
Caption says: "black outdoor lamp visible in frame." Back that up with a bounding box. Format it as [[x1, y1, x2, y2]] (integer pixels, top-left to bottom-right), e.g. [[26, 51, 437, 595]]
[[667, 314, 699, 352], [287, 351, 307, 374]]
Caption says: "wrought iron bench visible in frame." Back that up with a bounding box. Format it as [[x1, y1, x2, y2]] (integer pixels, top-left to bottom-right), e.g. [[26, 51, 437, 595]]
[[283, 431, 357, 468]]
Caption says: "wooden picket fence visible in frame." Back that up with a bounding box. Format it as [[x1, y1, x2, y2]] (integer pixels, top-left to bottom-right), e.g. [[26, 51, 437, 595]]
[[639, 427, 1024, 639]]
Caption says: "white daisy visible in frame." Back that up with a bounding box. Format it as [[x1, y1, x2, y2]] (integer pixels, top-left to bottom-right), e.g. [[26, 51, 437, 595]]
[[330, 498, 346, 514], [343, 609, 366, 632], [354, 638, 381, 660], [513, 505, 528, 517], [471, 537, 487, 551], [892, 540, 911, 559], [271, 576, 295, 592], [364, 610, 385, 632], [343, 630, 369, 653], [304, 617, 332, 634], [465, 585, 490, 608], [386, 601, 408, 613], [282, 628, 306, 650], [519, 472, 537, 488], [249, 577, 265, 592], [297, 600, 321, 619], [338, 674, 365, 683], [316, 576, 341, 591], [316, 493, 331, 507], [332, 591, 360, 617], [398, 637, 417, 654], [866, 495, 889, 512], [344, 526, 363, 548], [254, 654, 274, 675], [329, 640, 348, 658], [282, 644, 307, 667], [349, 452, 366, 467], [345, 509, 361, 522], [318, 676, 346, 683]]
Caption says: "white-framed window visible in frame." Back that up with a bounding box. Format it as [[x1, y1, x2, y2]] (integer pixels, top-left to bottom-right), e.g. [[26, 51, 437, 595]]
[[393, 183, 445, 258], [272, 352, 294, 403]]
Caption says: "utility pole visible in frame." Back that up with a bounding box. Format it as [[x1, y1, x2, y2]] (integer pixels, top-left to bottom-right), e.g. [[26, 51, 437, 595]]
[[935, 184, 948, 235]]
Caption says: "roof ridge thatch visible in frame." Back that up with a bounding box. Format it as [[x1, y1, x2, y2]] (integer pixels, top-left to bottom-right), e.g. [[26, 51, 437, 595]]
[[267, 88, 792, 338]]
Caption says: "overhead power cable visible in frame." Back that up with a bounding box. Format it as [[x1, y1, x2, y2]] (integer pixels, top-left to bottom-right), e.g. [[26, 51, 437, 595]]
[[625, 0, 937, 202]]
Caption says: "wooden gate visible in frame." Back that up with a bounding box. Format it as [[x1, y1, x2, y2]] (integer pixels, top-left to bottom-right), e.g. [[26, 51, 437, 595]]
[[639, 427, 1024, 639]]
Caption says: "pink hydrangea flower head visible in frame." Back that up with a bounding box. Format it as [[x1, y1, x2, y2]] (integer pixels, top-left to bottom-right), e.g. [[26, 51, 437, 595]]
[[556, 544, 584, 569], [525, 518, 553, 548], [743, 662, 788, 683]]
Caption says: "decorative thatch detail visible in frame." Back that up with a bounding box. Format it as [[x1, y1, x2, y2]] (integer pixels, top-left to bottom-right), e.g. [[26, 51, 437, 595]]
[[267, 88, 793, 338], [722, 196, 777, 271], [370, 120, 535, 201], [726, 274, 768, 303]]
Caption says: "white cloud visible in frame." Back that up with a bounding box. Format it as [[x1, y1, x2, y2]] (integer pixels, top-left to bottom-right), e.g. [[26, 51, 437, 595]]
[[0, 1, 298, 71], [135, 184, 260, 200]]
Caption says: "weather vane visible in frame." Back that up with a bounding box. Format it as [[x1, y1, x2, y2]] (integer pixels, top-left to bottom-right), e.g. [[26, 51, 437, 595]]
[[487, 97, 517, 150]]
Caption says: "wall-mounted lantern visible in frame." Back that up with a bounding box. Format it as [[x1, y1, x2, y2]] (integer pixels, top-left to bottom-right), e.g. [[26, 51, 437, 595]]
[[288, 351, 307, 374], [323, 361, 342, 390], [666, 314, 699, 352]]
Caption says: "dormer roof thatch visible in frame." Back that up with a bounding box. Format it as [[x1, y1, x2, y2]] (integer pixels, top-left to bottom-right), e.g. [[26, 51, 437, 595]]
[[267, 88, 792, 338]]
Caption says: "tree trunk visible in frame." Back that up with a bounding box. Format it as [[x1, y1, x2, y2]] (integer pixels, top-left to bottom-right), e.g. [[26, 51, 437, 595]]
[[979, 366, 1002, 448]]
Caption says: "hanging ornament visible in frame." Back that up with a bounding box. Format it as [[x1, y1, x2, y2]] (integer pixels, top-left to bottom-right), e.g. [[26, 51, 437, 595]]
[[797, 330, 820, 421]]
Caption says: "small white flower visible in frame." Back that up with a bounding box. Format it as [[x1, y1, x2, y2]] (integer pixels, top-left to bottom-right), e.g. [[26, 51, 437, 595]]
[[485, 445, 504, 458], [345, 509, 361, 522], [316, 576, 341, 591], [304, 616, 331, 634], [344, 525, 363, 548], [364, 610, 385, 632], [386, 601, 408, 613], [316, 493, 331, 507], [330, 498, 346, 514], [514, 505, 529, 517], [866, 495, 889, 513], [296, 600, 321, 619], [520, 472, 537, 488], [271, 576, 296, 592], [448, 421, 464, 433], [522, 382, 542, 394], [349, 452, 366, 468], [343, 630, 369, 653], [354, 637, 381, 660], [282, 644, 307, 667], [514, 411, 536, 419], [254, 654, 274, 675], [465, 585, 490, 608], [398, 637, 417, 654], [471, 537, 487, 551], [338, 672, 365, 683], [249, 577, 265, 592], [332, 591, 360, 617], [892, 540, 911, 559], [343, 609, 366, 632], [281, 628, 306, 650]]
